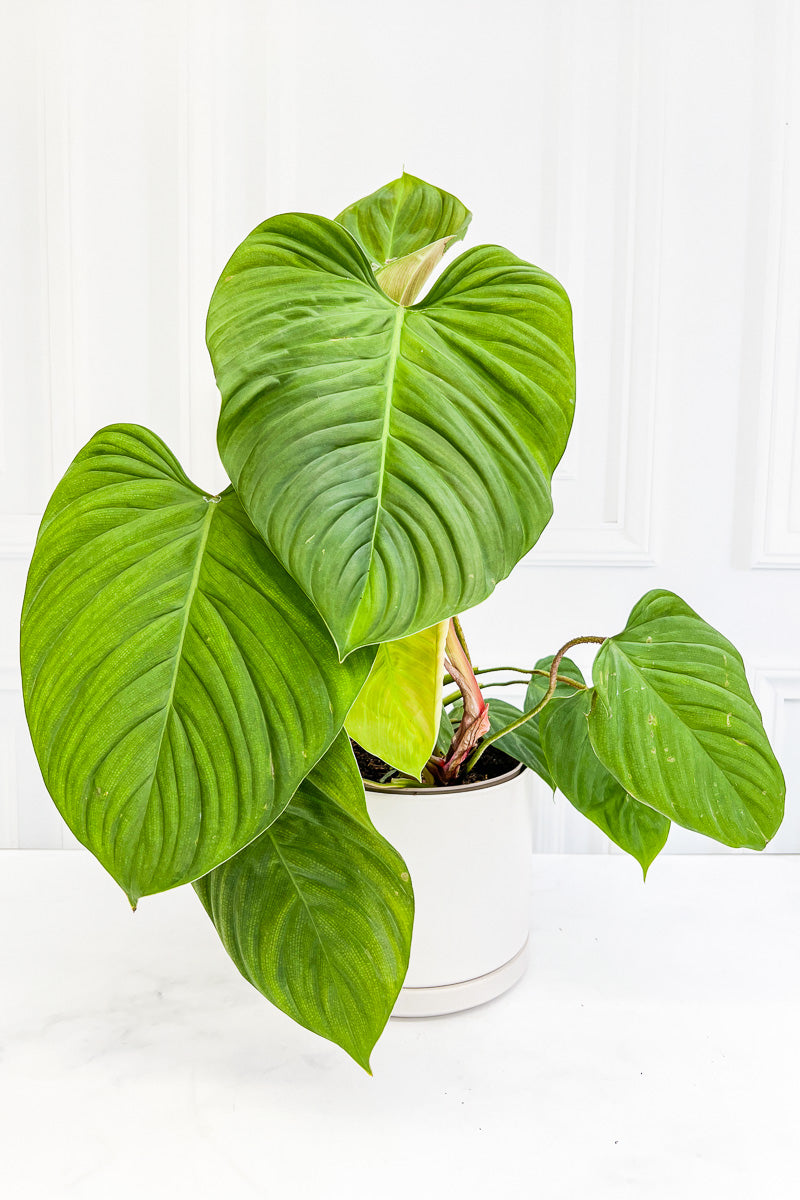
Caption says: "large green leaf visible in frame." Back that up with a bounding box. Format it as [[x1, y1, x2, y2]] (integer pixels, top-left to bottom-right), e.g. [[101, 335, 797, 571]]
[[194, 733, 413, 1072], [335, 171, 471, 267], [20, 425, 372, 904], [346, 621, 447, 777], [540, 686, 670, 876], [587, 590, 785, 849], [208, 209, 575, 655]]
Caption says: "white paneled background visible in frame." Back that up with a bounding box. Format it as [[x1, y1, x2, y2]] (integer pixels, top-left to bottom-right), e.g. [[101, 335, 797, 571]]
[[2, 0, 799, 854]]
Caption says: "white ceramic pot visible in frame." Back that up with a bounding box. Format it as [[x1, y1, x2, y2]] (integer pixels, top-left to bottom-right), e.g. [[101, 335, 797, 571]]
[[365, 763, 532, 1017]]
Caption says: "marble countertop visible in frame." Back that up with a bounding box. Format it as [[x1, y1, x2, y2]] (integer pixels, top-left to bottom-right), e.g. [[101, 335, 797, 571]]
[[1, 850, 797, 1199]]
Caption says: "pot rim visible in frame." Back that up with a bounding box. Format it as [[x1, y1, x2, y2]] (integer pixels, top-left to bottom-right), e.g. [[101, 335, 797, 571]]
[[363, 759, 525, 796]]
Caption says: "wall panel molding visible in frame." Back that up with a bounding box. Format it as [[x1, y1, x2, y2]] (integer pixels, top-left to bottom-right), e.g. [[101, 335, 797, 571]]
[[752, 667, 800, 852], [527, 0, 664, 567], [749, 0, 800, 568]]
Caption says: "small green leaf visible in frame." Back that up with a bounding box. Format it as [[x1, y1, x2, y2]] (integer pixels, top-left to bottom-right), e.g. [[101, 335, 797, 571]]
[[588, 590, 785, 849], [335, 171, 471, 267], [525, 655, 585, 707], [20, 426, 372, 903], [346, 621, 447, 778], [455, 697, 554, 788], [434, 705, 455, 757], [194, 733, 414, 1072], [541, 689, 670, 876]]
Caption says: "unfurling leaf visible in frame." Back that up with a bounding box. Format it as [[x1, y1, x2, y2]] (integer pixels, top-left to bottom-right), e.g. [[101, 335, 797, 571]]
[[346, 621, 447, 778], [335, 171, 471, 267]]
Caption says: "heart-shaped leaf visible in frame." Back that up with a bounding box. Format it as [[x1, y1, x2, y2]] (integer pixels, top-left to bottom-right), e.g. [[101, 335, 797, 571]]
[[346, 621, 447, 778], [20, 425, 373, 904], [588, 590, 784, 849], [208, 208, 575, 655], [194, 732, 414, 1072], [540, 687, 670, 876], [335, 171, 471, 267]]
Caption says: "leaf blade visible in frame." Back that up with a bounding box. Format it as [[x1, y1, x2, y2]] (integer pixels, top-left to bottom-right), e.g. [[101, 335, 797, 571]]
[[335, 171, 471, 266], [541, 689, 670, 875], [208, 211, 575, 654], [194, 733, 414, 1071], [587, 590, 784, 849], [346, 621, 447, 778], [20, 425, 373, 902]]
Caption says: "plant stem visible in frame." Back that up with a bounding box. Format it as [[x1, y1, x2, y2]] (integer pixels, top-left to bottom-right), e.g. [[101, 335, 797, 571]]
[[443, 665, 530, 685], [471, 665, 532, 676], [440, 619, 490, 780], [529, 668, 586, 690], [442, 673, 586, 708], [463, 635, 607, 773], [451, 615, 473, 666]]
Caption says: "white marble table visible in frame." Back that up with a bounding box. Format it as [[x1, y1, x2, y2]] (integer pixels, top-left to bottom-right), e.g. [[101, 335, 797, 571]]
[[1, 851, 797, 1199]]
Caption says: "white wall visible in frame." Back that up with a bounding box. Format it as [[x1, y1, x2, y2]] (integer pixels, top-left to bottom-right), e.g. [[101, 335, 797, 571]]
[[2, 0, 798, 853]]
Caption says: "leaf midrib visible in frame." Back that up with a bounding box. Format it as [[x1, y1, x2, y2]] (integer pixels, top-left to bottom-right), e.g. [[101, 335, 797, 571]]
[[268, 825, 364, 1060], [351, 305, 405, 634], [131, 499, 219, 857]]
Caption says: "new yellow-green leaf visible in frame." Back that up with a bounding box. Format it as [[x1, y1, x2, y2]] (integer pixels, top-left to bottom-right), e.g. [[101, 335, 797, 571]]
[[346, 621, 447, 777], [335, 171, 471, 267]]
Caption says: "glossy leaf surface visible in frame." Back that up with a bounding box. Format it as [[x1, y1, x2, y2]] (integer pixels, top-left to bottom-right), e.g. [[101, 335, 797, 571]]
[[541, 686, 670, 876], [194, 733, 414, 1072], [208, 210, 575, 654], [346, 621, 447, 777], [20, 426, 372, 903], [588, 591, 784, 849], [335, 171, 471, 267]]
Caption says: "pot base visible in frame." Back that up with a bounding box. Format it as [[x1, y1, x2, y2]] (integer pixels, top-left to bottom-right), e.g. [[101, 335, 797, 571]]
[[391, 938, 529, 1018]]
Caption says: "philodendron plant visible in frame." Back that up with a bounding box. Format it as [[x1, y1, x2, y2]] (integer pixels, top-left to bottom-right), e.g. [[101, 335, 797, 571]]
[[20, 174, 784, 1072]]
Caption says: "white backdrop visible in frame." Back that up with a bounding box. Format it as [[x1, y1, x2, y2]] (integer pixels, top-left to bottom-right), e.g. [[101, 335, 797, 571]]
[[2, 0, 798, 854]]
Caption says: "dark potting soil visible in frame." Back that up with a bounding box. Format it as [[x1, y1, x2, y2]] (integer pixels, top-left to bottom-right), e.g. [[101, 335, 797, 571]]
[[351, 740, 520, 788]]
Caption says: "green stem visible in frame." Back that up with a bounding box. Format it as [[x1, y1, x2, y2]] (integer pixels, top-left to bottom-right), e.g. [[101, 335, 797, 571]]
[[472, 665, 532, 677], [463, 635, 607, 773], [444, 665, 529, 685], [529, 668, 586, 691], [451, 615, 473, 666], [442, 673, 585, 708]]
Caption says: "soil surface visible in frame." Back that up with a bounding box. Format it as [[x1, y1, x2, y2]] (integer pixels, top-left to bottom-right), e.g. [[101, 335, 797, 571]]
[[351, 740, 520, 788]]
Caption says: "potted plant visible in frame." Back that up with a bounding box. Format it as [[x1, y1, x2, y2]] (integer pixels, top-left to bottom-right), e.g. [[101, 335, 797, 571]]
[[20, 173, 784, 1072]]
